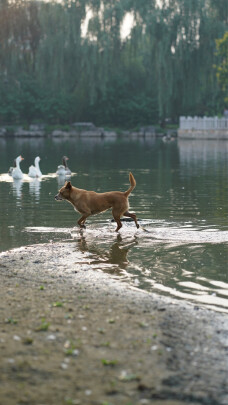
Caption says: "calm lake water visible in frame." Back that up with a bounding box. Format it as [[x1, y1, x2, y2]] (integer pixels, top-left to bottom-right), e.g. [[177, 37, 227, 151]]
[[0, 136, 228, 312]]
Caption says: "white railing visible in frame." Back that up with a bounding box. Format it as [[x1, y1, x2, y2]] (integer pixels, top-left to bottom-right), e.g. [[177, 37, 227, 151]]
[[179, 116, 228, 130]]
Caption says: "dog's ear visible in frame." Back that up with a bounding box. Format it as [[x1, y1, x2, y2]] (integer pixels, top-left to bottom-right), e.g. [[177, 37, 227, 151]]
[[65, 181, 72, 190]]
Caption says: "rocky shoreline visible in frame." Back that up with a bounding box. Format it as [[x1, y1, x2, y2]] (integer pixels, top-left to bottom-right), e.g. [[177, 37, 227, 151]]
[[0, 123, 157, 139], [0, 123, 178, 139], [0, 242, 227, 405]]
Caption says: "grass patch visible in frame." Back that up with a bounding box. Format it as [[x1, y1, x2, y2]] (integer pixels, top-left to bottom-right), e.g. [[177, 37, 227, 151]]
[[101, 359, 118, 367], [5, 317, 17, 325], [35, 319, 50, 332], [52, 301, 64, 307]]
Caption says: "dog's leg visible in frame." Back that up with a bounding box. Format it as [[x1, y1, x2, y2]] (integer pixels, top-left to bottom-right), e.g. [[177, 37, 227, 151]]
[[78, 214, 90, 229], [112, 210, 122, 232], [123, 211, 140, 229]]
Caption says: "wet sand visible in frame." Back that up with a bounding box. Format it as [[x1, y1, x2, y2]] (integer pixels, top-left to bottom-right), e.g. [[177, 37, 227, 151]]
[[0, 242, 228, 405]]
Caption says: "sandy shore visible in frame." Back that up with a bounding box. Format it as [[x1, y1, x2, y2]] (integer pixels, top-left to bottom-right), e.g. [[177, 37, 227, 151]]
[[0, 242, 228, 405]]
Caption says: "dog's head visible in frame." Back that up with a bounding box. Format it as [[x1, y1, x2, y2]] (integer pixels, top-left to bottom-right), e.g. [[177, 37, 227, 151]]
[[55, 181, 72, 201]]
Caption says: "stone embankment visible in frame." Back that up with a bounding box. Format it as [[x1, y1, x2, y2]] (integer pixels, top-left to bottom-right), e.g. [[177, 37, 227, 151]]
[[0, 123, 157, 138]]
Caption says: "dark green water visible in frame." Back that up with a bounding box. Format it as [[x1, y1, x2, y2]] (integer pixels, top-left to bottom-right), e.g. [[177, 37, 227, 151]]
[[0, 136, 228, 311]]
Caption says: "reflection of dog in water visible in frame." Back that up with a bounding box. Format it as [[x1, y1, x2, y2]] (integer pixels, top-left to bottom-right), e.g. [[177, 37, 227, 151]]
[[55, 172, 139, 232], [77, 234, 137, 271]]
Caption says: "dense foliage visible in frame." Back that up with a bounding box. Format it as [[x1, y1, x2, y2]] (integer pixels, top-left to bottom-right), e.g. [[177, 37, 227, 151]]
[[0, 0, 227, 127], [215, 31, 228, 106]]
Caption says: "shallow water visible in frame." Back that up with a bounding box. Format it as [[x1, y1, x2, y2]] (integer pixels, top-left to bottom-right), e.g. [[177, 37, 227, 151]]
[[0, 136, 228, 311]]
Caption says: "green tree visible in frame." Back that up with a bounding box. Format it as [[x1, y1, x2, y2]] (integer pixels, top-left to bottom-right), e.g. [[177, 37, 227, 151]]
[[215, 31, 228, 105], [0, 0, 227, 126]]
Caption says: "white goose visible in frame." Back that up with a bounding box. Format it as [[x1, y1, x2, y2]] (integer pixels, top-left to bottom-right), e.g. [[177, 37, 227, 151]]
[[56, 156, 71, 176], [8, 159, 16, 176], [12, 155, 24, 180], [28, 156, 42, 178]]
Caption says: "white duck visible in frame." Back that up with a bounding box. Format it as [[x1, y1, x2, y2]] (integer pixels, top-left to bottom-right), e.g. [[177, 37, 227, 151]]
[[8, 159, 16, 176], [12, 155, 24, 180], [56, 156, 71, 176], [28, 156, 42, 178]]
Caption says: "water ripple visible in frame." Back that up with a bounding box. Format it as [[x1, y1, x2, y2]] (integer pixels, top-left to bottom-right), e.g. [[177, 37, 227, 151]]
[[23, 221, 228, 312]]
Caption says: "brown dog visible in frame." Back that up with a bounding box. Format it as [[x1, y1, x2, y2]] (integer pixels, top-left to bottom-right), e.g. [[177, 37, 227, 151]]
[[55, 172, 139, 232]]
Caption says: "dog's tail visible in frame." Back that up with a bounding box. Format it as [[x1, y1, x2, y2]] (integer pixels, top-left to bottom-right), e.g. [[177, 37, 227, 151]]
[[125, 172, 136, 197]]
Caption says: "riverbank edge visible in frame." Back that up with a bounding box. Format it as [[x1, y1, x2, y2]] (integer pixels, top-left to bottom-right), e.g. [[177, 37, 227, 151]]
[[178, 129, 228, 139], [0, 241, 228, 405], [0, 123, 177, 138]]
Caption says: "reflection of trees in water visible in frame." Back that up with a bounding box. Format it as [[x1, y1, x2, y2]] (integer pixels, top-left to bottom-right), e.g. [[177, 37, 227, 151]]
[[76, 232, 137, 273]]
